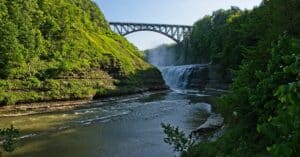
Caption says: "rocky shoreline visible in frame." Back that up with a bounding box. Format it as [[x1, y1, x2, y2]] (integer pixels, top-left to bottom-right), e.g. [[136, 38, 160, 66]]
[[0, 88, 168, 117]]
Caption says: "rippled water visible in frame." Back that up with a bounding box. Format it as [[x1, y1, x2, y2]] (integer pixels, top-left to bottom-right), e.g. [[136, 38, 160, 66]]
[[0, 90, 221, 157]]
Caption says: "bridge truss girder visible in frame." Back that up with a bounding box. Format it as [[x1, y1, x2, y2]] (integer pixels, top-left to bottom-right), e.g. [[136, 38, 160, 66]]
[[109, 22, 193, 43]]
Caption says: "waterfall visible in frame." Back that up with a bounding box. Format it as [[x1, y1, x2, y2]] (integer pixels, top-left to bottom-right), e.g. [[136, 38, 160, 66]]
[[158, 64, 208, 89], [145, 46, 209, 90]]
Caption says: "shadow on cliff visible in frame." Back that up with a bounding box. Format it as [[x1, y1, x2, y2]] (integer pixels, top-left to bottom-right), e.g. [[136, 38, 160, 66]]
[[94, 67, 168, 99]]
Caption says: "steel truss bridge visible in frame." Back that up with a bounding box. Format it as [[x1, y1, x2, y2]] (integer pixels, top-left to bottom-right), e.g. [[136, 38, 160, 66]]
[[109, 22, 193, 43]]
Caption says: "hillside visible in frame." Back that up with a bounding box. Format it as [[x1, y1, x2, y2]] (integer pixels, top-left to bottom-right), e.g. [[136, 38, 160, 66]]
[[159, 0, 299, 156], [0, 0, 165, 105]]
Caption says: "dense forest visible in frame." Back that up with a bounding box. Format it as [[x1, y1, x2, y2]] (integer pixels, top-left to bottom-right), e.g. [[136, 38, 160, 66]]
[[0, 0, 165, 105], [164, 0, 300, 156]]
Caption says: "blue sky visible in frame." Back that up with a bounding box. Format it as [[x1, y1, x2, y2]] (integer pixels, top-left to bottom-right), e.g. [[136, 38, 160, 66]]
[[95, 0, 262, 50]]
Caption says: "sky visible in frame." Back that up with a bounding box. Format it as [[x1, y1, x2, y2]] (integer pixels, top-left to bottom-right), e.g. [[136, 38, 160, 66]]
[[95, 0, 262, 50]]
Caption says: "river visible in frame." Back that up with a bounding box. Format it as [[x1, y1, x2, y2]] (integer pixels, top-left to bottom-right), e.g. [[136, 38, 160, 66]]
[[1, 65, 224, 157]]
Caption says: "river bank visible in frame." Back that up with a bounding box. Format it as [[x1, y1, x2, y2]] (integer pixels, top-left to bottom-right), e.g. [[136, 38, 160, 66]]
[[0, 62, 230, 117], [0, 88, 168, 117]]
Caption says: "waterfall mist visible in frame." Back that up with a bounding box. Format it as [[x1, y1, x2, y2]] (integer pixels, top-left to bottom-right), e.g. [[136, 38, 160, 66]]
[[145, 44, 178, 67]]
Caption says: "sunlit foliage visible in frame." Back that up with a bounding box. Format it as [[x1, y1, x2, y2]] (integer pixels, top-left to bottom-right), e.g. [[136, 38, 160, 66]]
[[0, 0, 164, 105]]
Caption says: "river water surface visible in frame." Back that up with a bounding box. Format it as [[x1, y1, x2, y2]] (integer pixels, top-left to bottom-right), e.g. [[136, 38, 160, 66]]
[[0, 89, 221, 157]]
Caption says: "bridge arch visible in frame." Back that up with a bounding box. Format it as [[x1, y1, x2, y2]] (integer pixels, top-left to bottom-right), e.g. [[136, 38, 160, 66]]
[[123, 29, 179, 43], [109, 22, 193, 43]]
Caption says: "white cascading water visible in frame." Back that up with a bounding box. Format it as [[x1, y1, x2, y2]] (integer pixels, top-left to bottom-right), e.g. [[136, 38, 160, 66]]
[[159, 64, 207, 89], [146, 46, 209, 90]]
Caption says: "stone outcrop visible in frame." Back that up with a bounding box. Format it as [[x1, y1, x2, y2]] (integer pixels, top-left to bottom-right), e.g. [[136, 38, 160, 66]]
[[192, 113, 224, 134]]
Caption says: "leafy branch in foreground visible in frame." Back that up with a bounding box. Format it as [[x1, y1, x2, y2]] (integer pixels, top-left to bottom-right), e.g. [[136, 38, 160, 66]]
[[0, 125, 19, 155], [161, 123, 194, 153]]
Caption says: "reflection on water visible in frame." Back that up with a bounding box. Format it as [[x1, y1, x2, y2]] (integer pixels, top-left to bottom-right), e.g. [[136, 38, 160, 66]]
[[1, 90, 221, 157]]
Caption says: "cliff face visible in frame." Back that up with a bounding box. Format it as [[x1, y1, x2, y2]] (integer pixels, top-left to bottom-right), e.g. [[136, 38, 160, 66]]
[[0, 0, 166, 105]]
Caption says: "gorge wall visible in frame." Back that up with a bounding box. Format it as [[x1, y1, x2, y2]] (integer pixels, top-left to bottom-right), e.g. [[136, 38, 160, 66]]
[[0, 0, 166, 105]]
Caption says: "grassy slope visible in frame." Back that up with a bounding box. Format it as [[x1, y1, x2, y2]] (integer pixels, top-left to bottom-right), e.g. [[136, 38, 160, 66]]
[[0, 0, 165, 105]]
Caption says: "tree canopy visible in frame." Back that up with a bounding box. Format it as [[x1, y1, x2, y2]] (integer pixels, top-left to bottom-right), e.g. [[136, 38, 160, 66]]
[[180, 0, 300, 156]]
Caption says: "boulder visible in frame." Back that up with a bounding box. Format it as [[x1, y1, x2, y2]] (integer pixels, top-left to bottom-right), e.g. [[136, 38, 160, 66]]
[[192, 113, 224, 134]]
